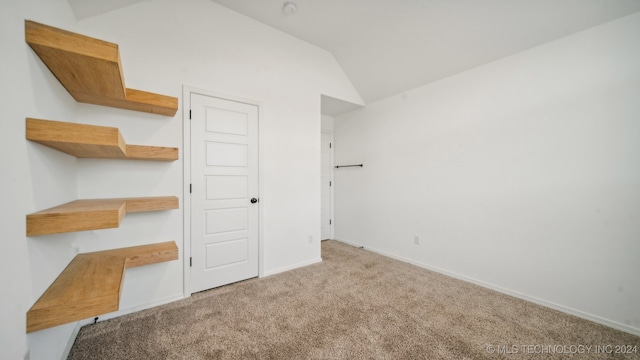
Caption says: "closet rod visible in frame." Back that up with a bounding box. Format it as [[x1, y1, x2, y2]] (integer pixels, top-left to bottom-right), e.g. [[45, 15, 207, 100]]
[[335, 164, 363, 168]]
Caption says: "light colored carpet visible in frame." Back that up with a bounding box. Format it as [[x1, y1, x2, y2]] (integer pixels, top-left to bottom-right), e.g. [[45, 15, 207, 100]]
[[69, 240, 639, 359]]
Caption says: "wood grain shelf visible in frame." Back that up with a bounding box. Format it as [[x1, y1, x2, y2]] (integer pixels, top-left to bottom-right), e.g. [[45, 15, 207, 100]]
[[27, 197, 179, 236], [25, 20, 178, 116], [26, 118, 178, 161], [26, 241, 179, 333]]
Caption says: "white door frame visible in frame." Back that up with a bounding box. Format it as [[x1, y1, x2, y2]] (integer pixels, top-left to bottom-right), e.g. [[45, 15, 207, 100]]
[[321, 131, 335, 240], [182, 85, 264, 297]]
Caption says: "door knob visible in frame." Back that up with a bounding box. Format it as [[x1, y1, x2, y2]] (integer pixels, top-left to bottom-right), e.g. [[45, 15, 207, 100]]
[[250, 198, 258, 204]]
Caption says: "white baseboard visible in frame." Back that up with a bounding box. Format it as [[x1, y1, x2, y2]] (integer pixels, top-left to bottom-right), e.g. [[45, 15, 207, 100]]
[[101, 294, 187, 322], [335, 238, 365, 249], [60, 322, 82, 360], [334, 238, 640, 337], [59, 294, 186, 359], [262, 257, 323, 277], [73, 294, 187, 329]]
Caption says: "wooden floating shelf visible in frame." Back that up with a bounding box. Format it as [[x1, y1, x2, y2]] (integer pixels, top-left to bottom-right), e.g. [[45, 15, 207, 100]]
[[27, 197, 179, 236], [25, 20, 178, 116], [27, 241, 179, 333], [26, 118, 178, 161]]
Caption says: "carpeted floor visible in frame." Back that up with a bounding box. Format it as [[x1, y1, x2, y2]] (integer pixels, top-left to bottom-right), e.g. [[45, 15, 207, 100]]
[[69, 240, 639, 359]]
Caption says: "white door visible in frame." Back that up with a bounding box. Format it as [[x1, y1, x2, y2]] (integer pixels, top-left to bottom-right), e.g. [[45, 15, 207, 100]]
[[190, 93, 259, 293], [321, 133, 332, 240]]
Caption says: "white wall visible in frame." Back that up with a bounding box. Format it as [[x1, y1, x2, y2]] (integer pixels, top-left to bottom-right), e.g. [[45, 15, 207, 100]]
[[1, 0, 362, 359], [1, 1, 82, 359], [321, 114, 335, 133], [334, 12, 640, 335]]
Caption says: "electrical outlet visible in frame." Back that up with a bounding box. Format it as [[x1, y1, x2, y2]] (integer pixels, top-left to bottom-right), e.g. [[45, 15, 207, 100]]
[[413, 235, 420, 245], [308, 235, 313, 244]]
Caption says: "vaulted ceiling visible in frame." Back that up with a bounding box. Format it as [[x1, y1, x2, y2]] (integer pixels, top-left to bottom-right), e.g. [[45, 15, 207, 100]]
[[69, 0, 640, 104], [209, 0, 640, 103]]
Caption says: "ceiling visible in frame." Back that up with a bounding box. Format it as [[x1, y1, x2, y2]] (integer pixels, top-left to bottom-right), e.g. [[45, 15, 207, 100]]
[[69, 0, 640, 105], [67, 0, 150, 20], [209, 0, 640, 104]]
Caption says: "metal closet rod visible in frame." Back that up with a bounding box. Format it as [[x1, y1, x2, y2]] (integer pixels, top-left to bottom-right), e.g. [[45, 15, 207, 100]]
[[335, 164, 363, 168]]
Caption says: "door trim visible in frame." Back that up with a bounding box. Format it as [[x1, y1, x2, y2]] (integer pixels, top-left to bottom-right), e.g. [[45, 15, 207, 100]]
[[321, 131, 334, 241], [182, 85, 264, 297]]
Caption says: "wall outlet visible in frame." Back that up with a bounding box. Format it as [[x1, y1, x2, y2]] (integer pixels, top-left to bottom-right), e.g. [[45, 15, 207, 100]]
[[413, 235, 420, 245], [308, 235, 313, 244]]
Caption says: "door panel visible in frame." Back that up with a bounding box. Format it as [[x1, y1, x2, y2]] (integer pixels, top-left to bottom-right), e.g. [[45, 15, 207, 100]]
[[206, 238, 248, 268], [205, 208, 248, 234], [191, 93, 259, 293], [206, 142, 248, 167], [205, 108, 248, 135], [206, 176, 248, 200]]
